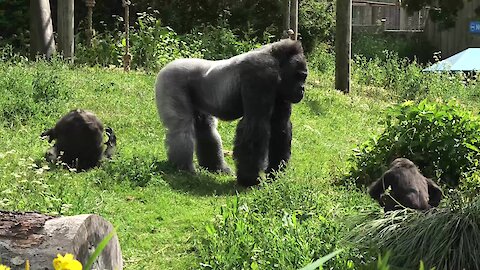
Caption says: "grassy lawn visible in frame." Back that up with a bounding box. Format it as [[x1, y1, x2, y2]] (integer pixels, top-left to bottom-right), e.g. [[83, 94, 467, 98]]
[[1, 61, 394, 269]]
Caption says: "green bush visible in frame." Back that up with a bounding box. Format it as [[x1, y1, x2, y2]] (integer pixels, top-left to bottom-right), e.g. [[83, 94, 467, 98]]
[[74, 10, 261, 71], [299, 0, 335, 52], [348, 99, 480, 186], [184, 17, 261, 60]]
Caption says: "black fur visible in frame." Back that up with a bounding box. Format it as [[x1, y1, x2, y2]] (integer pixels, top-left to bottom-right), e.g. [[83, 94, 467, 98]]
[[368, 158, 443, 211], [155, 39, 307, 186], [41, 109, 116, 170]]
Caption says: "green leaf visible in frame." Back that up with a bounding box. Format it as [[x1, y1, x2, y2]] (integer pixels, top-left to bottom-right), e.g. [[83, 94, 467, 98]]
[[464, 143, 480, 153], [298, 249, 343, 270], [84, 228, 117, 270]]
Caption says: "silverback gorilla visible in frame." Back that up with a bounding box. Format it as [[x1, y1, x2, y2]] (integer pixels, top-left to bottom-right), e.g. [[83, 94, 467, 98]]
[[155, 39, 307, 187], [368, 158, 443, 211], [41, 109, 116, 170]]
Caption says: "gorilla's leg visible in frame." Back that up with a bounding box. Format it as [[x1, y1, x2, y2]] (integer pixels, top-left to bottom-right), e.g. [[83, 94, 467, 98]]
[[194, 113, 232, 173], [156, 79, 196, 172], [266, 100, 292, 175], [234, 118, 271, 187], [165, 122, 195, 172]]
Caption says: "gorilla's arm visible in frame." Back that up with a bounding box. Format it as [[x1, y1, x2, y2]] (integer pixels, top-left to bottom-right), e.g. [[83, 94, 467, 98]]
[[40, 128, 56, 143], [368, 178, 384, 201], [233, 81, 276, 187], [266, 98, 292, 175], [426, 178, 443, 207]]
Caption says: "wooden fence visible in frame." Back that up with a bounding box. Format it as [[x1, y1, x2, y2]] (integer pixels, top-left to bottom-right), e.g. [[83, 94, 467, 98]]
[[424, 0, 480, 57]]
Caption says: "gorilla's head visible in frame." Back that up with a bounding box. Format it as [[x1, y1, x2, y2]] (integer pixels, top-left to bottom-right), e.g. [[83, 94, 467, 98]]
[[369, 157, 443, 212], [272, 40, 308, 104]]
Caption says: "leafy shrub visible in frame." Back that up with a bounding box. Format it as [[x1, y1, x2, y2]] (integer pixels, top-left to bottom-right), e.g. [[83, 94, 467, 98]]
[[299, 0, 335, 52], [348, 99, 480, 186], [184, 16, 261, 60], [75, 11, 202, 72], [75, 29, 124, 67], [350, 198, 480, 270], [129, 11, 203, 72]]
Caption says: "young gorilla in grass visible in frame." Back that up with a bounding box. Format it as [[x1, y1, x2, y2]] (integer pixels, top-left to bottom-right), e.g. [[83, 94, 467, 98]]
[[155, 39, 308, 187], [368, 158, 443, 212], [41, 109, 116, 170]]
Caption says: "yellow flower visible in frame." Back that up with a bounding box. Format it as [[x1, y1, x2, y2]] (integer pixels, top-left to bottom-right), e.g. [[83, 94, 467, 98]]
[[0, 265, 10, 270], [53, 253, 83, 270]]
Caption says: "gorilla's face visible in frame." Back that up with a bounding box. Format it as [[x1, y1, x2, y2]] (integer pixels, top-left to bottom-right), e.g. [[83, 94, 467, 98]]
[[280, 54, 308, 103]]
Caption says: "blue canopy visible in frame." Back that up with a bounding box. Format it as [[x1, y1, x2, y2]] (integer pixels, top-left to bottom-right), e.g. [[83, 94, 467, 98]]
[[423, 48, 480, 72]]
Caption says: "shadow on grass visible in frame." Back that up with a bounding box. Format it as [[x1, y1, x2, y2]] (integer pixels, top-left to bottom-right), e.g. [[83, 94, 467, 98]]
[[155, 161, 245, 196]]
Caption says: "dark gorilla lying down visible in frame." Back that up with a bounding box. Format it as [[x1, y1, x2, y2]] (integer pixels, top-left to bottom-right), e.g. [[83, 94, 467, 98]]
[[41, 109, 116, 170], [368, 158, 443, 211], [155, 39, 307, 186]]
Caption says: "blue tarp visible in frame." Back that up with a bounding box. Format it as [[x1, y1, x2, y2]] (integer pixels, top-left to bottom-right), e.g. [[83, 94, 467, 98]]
[[423, 48, 480, 72]]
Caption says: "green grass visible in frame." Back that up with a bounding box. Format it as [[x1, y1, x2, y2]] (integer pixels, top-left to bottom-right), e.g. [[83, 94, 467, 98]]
[[1, 59, 472, 269]]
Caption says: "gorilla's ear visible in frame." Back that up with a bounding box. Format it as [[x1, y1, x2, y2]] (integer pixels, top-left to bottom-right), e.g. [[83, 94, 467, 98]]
[[426, 178, 443, 207], [271, 40, 304, 65]]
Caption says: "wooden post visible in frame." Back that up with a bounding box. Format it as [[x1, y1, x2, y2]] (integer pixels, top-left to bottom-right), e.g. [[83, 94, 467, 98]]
[[291, 0, 299, 40], [283, 0, 291, 38], [399, 6, 409, 30], [57, 0, 74, 61], [335, 0, 352, 94], [85, 0, 96, 46], [123, 0, 132, 72], [29, 0, 56, 59]]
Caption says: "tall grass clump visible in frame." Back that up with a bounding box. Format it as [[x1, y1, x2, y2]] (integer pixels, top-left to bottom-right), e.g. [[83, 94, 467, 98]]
[[347, 99, 480, 187], [350, 198, 480, 270], [0, 60, 71, 126], [196, 180, 354, 269]]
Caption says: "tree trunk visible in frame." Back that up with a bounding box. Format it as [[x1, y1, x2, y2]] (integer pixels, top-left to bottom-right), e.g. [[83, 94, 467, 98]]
[[29, 0, 56, 59], [0, 211, 123, 270]]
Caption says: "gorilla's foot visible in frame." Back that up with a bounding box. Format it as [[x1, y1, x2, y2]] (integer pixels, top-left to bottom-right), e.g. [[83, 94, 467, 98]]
[[237, 173, 261, 187], [218, 165, 233, 175], [172, 162, 196, 173], [201, 164, 233, 175]]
